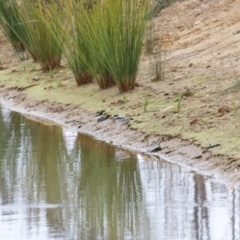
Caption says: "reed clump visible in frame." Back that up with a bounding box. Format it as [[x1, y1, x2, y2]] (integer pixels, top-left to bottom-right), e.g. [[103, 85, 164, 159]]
[[61, 0, 148, 90], [20, 0, 64, 71], [0, 0, 25, 54], [79, 1, 116, 89], [0, 0, 64, 71], [61, 1, 94, 86], [0, 0, 149, 92], [89, 0, 149, 92]]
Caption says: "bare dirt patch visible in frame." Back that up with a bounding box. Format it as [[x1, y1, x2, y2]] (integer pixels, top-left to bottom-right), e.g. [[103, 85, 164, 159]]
[[1, 0, 240, 184]]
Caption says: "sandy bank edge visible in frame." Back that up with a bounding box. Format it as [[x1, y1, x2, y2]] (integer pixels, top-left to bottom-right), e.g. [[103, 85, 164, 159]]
[[0, 86, 239, 186]]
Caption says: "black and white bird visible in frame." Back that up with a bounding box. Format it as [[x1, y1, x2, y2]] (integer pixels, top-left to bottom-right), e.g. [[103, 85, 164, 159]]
[[113, 115, 133, 124], [97, 114, 111, 122]]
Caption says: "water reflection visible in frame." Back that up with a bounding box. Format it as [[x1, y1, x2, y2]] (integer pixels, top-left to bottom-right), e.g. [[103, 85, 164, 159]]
[[0, 108, 239, 239]]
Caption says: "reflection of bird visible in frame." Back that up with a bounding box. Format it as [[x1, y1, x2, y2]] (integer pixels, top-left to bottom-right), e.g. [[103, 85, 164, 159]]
[[115, 150, 131, 161], [97, 114, 111, 122], [113, 115, 133, 125]]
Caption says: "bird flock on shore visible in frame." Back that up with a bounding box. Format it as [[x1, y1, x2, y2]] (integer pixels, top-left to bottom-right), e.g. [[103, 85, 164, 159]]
[[95, 110, 141, 125]]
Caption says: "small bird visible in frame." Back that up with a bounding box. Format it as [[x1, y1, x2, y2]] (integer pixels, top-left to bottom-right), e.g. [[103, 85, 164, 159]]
[[97, 114, 111, 122], [147, 140, 162, 153], [113, 114, 133, 124], [115, 150, 131, 161], [206, 144, 221, 149]]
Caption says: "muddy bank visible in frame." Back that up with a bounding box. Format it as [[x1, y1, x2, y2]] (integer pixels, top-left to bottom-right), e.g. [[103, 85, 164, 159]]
[[0, 86, 239, 186]]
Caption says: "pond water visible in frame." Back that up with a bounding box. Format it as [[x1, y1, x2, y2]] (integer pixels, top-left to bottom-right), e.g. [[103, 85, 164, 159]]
[[0, 107, 240, 240]]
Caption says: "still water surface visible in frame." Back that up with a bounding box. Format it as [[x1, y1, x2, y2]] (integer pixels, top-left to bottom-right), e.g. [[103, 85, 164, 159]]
[[0, 108, 240, 240]]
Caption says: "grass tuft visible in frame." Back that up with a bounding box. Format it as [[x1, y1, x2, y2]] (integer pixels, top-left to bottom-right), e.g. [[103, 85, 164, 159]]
[[89, 0, 149, 92], [0, 0, 25, 54], [143, 96, 149, 113], [177, 98, 181, 113], [3, 0, 64, 72], [61, 1, 94, 86]]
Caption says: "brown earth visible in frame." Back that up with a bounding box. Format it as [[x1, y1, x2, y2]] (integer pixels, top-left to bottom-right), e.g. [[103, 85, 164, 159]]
[[1, 0, 240, 185]]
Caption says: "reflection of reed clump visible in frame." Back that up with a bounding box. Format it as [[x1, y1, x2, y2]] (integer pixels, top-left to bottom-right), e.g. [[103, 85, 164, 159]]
[[0, 109, 151, 239], [73, 134, 150, 239], [0, 109, 78, 231]]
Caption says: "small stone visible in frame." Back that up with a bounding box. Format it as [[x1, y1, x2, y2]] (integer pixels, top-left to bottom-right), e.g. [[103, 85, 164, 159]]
[[190, 118, 198, 125], [32, 76, 40, 81], [117, 99, 125, 104], [218, 106, 231, 114]]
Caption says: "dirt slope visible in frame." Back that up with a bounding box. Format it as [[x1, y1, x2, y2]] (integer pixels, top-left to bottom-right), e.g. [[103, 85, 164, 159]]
[[157, 0, 240, 83]]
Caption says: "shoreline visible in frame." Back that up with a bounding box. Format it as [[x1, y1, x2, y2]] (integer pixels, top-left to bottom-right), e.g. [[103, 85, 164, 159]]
[[0, 87, 239, 186]]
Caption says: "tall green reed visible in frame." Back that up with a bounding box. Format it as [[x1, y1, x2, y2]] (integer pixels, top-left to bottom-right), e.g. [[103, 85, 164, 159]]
[[1, 0, 149, 91], [82, 2, 116, 89], [0, 0, 25, 54], [91, 0, 149, 92], [4, 0, 64, 71], [62, 1, 94, 86], [60, 1, 114, 88], [71, 0, 149, 91], [23, 0, 63, 71]]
